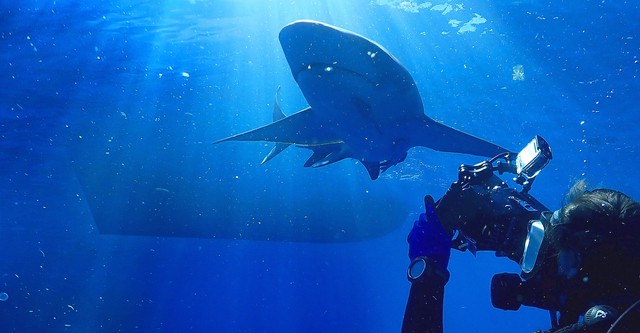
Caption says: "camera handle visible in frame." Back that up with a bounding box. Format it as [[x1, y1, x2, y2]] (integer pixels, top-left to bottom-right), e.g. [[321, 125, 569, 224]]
[[456, 151, 539, 194]]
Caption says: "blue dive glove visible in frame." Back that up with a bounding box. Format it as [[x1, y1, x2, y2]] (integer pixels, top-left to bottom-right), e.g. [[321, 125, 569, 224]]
[[408, 195, 452, 271]]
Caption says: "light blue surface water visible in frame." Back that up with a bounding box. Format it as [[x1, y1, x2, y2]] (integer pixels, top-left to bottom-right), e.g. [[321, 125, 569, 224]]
[[1, 1, 639, 332]]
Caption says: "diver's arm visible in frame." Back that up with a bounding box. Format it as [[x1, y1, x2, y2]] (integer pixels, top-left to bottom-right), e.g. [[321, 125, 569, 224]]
[[401, 259, 448, 333], [402, 195, 452, 333]]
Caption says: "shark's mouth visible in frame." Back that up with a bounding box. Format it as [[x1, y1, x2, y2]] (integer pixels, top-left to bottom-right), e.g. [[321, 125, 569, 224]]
[[291, 62, 377, 87]]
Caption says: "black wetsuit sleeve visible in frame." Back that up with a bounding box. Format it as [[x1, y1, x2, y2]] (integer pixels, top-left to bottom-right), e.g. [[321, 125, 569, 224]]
[[401, 274, 446, 333]]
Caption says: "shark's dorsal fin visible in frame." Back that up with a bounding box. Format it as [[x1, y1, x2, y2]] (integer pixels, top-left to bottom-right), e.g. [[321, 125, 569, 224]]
[[272, 86, 286, 121], [261, 87, 291, 164]]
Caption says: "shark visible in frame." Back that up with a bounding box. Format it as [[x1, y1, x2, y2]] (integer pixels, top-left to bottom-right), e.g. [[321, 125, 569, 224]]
[[214, 20, 510, 180]]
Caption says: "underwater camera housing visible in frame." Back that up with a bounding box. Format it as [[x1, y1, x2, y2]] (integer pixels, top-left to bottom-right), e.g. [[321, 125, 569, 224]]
[[435, 135, 552, 263], [437, 137, 640, 330]]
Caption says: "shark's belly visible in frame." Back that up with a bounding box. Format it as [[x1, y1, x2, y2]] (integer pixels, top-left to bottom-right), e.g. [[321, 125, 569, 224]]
[[298, 66, 415, 162]]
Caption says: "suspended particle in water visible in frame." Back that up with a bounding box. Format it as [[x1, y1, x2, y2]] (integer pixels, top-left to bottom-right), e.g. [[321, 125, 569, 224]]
[[0, 292, 8, 301], [512, 64, 525, 81]]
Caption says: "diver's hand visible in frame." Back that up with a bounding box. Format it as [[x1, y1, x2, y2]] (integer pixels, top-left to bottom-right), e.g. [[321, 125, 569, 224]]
[[407, 195, 452, 271]]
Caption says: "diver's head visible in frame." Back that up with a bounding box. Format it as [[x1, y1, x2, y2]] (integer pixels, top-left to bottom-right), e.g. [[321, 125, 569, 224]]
[[499, 183, 640, 322], [550, 185, 640, 272], [542, 183, 640, 308], [523, 181, 640, 277]]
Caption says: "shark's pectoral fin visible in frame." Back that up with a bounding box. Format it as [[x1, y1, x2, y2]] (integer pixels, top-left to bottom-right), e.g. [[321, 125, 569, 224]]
[[213, 107, 342, 146], [415, 119, 510, 158], [360, 160, 381, 180]]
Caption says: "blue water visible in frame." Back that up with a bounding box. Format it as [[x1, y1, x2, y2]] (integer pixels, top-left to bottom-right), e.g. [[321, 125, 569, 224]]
[[1, 1, 639, 332]]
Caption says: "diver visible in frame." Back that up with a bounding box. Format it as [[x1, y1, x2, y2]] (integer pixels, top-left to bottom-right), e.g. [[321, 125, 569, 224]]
[[401, 137, 640, 333]]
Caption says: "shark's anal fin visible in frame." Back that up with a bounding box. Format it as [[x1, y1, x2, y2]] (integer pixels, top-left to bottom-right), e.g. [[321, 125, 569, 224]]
[[261, 87, 291, 164], [303, 144, 340, 167], [310, 150, 347, 168]]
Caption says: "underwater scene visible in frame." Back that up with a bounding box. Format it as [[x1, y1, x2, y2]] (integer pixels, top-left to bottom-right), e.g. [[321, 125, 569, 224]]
[[1, 0, 639, 332]]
